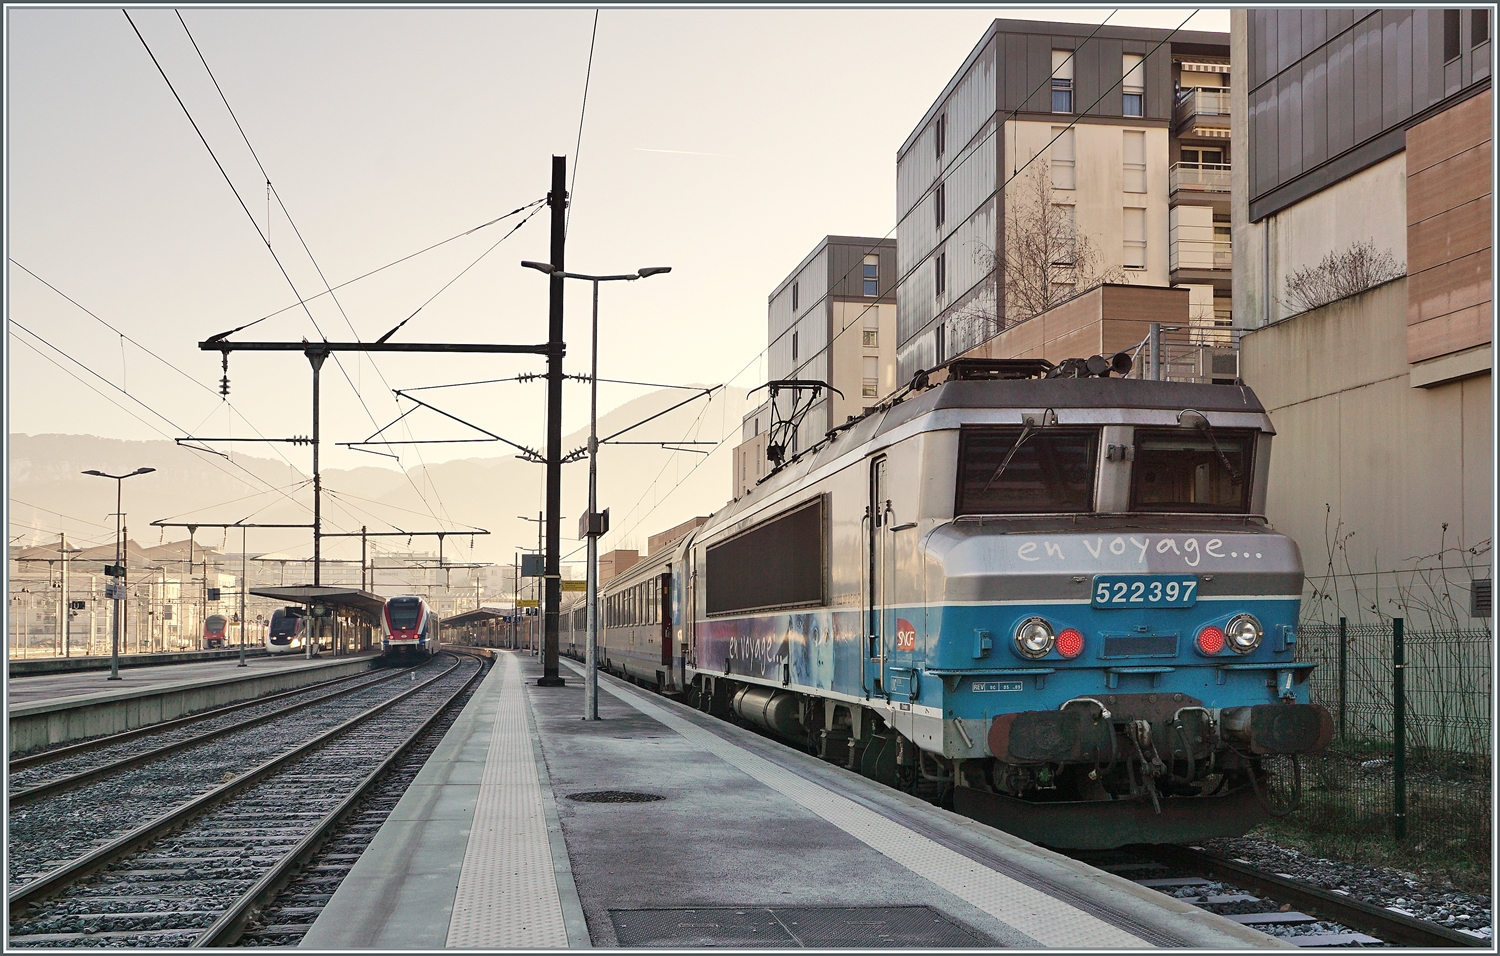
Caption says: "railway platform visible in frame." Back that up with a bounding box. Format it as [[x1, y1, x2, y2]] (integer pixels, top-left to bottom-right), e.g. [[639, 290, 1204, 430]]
[[8, 651, 380, 754], [303, 650, 1289, 949]]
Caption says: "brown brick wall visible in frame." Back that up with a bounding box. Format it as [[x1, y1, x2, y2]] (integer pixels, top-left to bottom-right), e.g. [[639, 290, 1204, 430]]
[[1406, 89, 1493, 364]]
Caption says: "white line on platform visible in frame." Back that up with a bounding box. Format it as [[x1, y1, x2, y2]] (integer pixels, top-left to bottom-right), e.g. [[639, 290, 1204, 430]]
[[446, 653, 569, 948], [571, 661, 1148, 949]]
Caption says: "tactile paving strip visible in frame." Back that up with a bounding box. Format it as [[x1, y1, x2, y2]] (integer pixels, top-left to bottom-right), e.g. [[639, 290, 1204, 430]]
[[589, 672, 1148, 949], [446, 653, 569, 948]]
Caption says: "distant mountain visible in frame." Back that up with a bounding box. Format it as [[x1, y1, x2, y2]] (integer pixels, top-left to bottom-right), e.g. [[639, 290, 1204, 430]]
[[9, 386, 750, 570]]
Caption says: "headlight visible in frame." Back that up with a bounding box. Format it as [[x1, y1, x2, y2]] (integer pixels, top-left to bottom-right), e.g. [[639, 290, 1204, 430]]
[[1014, 617, 1055, 659], [1225, 613, 1262, 654]]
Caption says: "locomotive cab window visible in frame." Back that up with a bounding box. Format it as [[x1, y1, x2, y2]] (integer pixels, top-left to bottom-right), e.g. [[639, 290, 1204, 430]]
[[1130, 427, 1254, 512], [956, 426, 1099, 515]]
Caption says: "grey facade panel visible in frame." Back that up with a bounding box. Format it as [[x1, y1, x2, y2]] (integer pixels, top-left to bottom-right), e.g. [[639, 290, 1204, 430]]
[[1277, 10, 1303, 75], [1147, 45, 1171, 118], [1002, 33, 1028, 112], [1302, 48, 1329, 172], [1352, 14, 1382, 146], [1278, 71, 1303, 182], [1076, 35, 1101, 115], [1327, 26, 1355, 157], [1302, 9, 1328, 54], [1388, 10, 1414, 128], [1028, 35, 1052, 114]]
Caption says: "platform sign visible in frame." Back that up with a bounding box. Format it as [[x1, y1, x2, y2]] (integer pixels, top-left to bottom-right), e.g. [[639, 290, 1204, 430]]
[[521, 554, 544, 577], [104, 583, 124, 600], [562, 580, 587, 592], [104, 564, 125, 579], [516, 599, 540, 608]]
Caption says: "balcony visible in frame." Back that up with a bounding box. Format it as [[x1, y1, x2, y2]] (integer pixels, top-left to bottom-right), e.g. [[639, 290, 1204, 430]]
[[1169, 162, 1231, 197], [1169, 238, 1232, 273], [1174, 88, 1231, 137]]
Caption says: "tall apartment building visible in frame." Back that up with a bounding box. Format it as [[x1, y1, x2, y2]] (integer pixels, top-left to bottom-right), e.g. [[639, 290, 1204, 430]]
[[895, 19, 1234, 381], [1232, 9, 1492, 627], [733, 236, 897, 499]]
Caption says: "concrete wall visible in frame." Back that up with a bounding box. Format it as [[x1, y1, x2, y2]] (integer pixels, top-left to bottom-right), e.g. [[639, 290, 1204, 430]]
[[1239, 277, 1492, 629]]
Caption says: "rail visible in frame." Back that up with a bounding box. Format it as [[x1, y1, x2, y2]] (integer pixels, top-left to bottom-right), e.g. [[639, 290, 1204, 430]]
[[8, 653, 470, 912]]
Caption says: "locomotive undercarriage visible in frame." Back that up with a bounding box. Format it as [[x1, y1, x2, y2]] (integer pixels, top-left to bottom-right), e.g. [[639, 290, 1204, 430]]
[[687, 674, 1331, 849]]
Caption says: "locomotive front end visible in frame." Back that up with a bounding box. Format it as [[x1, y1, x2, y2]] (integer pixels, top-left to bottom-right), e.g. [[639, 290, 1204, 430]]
[[910, 379, 1332, 847]]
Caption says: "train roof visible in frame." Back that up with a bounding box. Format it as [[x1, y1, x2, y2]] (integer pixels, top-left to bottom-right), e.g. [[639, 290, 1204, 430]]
[[878, 377, 1265, 437], [703, 375, 1272, 540]]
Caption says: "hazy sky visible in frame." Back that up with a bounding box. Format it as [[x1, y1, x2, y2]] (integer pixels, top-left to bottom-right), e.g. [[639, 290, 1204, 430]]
[[8, 6, 1228, 535]]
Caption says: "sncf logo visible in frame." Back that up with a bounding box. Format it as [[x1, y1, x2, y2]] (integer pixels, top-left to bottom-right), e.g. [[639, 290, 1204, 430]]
[[895, 618, 917, 652]]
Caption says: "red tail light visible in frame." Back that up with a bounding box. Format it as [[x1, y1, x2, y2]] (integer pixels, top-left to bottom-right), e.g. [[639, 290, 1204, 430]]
[[1196, 625, 1226, 655], [1056, 628, 1085, 659]]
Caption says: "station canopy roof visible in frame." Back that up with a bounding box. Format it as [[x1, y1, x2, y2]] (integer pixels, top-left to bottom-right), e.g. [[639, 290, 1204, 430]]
[[441, 606, 511, 628], [250, 585, 386, 617]]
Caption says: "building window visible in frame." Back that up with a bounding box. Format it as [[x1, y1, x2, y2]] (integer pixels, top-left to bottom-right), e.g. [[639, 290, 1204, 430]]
[[935, 323, 946, 363], [1181, 147, 1224, 166], [1051, 204, 1076, 266], [1475, 9, 1490, 45], [935, 182, 946, 229], [935, 252, 946, 297], [1445, 9, 1462, 61], [1122, 54, 1145, 116], [935, 112, 947, 158], [863, 254, 879, 296], [791, 281, 798, 312], [862, 356, 878, 398], [1123, 207, 1146, 269], [791, 330, 798, 363], [863, 312, 879, 347], [1051, 127, 1076, 189], [1052, 50, 1074, 113], [1123, 130, 1147, 193]]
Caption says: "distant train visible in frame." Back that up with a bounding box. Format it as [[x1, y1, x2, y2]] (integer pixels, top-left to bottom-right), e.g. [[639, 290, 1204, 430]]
[[563, 358, 1333, 850], [265, 606, 309, 654], [382, 595, 437, 661], [203, 614, 228, 650]]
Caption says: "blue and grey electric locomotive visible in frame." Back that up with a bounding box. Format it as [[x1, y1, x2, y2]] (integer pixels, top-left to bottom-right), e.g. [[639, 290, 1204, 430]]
[[585, 359, 1331, 849]]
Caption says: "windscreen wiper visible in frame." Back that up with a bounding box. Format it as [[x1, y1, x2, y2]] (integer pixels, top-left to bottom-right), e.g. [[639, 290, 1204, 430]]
[[980, 424, 1034, 494], [1181, 409, 1242, 484]]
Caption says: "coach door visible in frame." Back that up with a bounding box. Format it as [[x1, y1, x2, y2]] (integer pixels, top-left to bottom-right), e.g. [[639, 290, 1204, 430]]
[[867, 456, 891, 696]]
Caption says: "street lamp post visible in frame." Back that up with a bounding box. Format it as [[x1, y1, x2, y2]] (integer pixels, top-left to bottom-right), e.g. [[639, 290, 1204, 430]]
[[521, 261, 671, 720], [82, 467, 156, 680]]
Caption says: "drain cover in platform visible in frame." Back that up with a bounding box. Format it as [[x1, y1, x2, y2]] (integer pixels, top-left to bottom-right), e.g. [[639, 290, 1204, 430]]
[[608, 905, 988, 947], [565, 790, 664, 803]]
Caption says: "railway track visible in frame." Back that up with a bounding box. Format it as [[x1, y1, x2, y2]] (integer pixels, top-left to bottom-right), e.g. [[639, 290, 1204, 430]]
[[8, 651, 487, 948], [1075, 844, 1487, 948], [232, 656, 493, 946], [9, 665, 410, 800]]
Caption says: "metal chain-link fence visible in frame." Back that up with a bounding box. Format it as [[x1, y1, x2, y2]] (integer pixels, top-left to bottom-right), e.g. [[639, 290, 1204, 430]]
[[1292, 620, 1491, 864]]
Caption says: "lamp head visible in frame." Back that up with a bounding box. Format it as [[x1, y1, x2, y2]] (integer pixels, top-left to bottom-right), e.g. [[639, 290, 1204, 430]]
[[82, 470, 105, 477], [521, 260, 556, 275], [133, 467, 156, 476], [636, 266, 672, 278]]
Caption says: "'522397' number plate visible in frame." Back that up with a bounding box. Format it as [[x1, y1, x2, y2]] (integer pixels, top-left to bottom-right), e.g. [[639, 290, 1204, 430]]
[[1092, 574, 1199, 608]]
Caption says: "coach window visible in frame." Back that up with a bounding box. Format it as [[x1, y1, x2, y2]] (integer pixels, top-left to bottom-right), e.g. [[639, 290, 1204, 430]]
[[956, 426, 1099, 514], [1130, 428, 1255, 512]]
